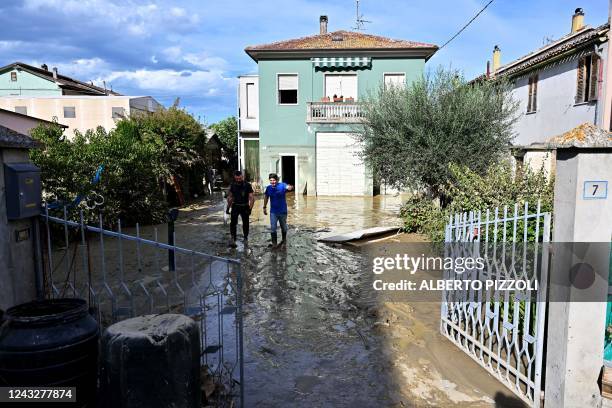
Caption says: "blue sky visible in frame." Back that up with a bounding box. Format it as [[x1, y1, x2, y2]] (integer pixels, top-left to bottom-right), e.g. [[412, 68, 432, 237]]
[[0, 0, 608, 124]]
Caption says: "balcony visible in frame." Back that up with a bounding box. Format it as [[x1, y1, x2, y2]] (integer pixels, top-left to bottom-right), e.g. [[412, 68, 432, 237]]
[[306, 101, 365, 123]]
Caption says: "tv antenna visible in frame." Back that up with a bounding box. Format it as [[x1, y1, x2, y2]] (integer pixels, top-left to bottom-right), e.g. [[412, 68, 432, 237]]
[[353, 0, 371, 30]]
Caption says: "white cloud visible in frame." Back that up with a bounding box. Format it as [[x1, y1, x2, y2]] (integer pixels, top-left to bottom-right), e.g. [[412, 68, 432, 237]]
[[160, 46, 227, 70], [183, 53, 227, 70], [162, 46, 183, 60], [22, 0, 200, 38], [98, 68, 235, 96]]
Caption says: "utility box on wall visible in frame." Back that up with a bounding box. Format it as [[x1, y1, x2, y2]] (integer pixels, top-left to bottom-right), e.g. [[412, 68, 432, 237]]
[[3, 162, 41, 220]]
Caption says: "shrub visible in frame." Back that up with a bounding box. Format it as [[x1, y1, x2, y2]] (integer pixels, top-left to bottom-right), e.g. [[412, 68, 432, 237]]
[[401, 162, 554, 241], [30, 123, 167, 226]]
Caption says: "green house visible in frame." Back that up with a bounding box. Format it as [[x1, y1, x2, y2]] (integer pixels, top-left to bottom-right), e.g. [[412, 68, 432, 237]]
[[240, 16, 437, 196]]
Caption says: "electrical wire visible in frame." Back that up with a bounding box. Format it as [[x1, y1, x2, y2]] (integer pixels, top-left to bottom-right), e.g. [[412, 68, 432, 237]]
[[438, 0, 496, 51]]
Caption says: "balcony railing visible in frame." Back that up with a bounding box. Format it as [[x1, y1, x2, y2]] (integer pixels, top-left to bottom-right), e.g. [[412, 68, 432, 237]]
[[306, 102, 365, 123]]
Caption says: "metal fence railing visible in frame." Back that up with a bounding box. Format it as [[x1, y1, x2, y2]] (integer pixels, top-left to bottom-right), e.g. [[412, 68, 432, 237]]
[[40, 204, 244, 407], [441, 201, 551, 408]]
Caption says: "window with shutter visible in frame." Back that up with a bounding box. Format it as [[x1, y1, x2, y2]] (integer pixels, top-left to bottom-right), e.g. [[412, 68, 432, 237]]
[[588, 54, 600, 101], [527, 75, 538, 113], [278, 74, 298, 104], [527, 77, 532, 113], [246, 83, 256, 118], [532, 75, 538, 111], [576, 57, 586, 103], [324, 74, 357, 100]]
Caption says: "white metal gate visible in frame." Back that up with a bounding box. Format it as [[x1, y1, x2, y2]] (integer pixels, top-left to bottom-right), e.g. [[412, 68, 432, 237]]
[[441, 202, 551, 407]]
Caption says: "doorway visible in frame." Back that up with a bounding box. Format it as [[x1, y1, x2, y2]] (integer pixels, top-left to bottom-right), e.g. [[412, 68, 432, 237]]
[[280, 154, 296, 189]]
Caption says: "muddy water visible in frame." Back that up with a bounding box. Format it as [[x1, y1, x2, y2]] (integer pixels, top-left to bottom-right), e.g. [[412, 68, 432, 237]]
[[172, 193, 521, 407], [50, 192, 521, 407]]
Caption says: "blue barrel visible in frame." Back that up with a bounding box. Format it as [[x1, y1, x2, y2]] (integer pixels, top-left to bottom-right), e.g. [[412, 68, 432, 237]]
[[0, 299, 99, 407]]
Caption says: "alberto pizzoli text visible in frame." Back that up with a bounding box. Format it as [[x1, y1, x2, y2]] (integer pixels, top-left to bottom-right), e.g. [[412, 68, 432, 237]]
[[372, 279, 538, 291]]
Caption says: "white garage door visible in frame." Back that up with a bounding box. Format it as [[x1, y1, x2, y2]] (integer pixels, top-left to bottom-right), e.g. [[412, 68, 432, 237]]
[[316, 132, 366, 196]]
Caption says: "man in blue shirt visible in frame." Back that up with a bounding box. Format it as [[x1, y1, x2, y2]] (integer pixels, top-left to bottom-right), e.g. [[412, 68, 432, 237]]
[[263, 173, 294, 248]]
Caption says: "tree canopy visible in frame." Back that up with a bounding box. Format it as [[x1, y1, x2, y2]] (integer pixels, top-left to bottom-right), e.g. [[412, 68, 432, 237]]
[[29, 107, 209, 224], [357, 67, 519, 201], [210, 116, 238, 155]]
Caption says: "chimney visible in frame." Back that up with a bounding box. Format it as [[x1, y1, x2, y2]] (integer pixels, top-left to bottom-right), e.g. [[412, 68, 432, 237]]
[[492, 45, 501, 73], [52, 67, 58, 79], [571, 8, 585, 33], [486, 60, 491, 78], [320, 15, 328, 35], [41, 64, 48, 71]]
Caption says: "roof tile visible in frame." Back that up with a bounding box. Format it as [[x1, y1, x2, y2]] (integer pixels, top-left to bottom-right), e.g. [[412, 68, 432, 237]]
[[245, 30, 437, 51]]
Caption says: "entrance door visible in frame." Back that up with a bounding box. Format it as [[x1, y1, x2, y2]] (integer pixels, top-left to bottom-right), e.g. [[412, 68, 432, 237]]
[[243, 139, 259, 182], [280, 155, 296, 187]]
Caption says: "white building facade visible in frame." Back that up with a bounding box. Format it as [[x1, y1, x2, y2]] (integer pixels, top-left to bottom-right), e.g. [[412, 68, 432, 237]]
[[484, 9, 610, 176], [0, 95, 162, 138], [237, 75, 260, 183]]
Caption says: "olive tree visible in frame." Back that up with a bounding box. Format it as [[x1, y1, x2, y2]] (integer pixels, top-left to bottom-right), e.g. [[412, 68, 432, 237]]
[[357, 67, 519, 204]]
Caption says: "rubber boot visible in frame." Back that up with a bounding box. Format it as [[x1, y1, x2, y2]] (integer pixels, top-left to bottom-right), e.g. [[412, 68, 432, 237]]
[[268, 232, 278, 248], [279, 230, 287, 248], [229, 235, 237, 248]]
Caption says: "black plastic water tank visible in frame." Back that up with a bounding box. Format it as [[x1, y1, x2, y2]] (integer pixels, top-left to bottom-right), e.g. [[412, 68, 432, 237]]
[[0, 298, 99, 407]]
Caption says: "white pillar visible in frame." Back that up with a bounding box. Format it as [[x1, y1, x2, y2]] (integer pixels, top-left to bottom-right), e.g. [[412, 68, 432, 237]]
[[545, 148, 612, 408]]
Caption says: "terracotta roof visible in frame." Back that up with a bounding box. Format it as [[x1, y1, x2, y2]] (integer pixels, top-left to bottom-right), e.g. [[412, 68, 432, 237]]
[[247, 30, 436, 50], [515, 123, 612, 149], [547, 123, 612, 148], [245, 30, 437, 60], [0, 125, 40, 149], [0, 62, 122, 96]]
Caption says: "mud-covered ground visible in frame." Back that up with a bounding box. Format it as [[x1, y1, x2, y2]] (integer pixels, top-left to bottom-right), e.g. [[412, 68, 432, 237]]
[[172, 192, 524, 408], [47, 191, 523, 407]]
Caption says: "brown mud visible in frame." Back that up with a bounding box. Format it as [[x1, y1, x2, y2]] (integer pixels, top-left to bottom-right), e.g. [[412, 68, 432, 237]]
[[48, 191, 524, 407], [173, 192, 522, 407]]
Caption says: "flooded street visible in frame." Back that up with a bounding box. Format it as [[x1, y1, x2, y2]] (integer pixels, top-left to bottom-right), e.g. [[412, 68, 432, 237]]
[[171, 193, 520, 407]]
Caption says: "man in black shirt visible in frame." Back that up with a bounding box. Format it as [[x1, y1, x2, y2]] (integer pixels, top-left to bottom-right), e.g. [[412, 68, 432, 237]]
[[226, 170, 254, 247]]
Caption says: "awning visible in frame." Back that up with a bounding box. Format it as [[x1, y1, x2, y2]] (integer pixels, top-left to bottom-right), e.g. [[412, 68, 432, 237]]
[[312, 57, 372, 69]]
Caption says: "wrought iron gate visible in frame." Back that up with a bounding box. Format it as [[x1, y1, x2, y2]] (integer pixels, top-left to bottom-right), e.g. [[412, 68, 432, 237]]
[[40, 204, 244, 407], [441, 202, 551, 407]]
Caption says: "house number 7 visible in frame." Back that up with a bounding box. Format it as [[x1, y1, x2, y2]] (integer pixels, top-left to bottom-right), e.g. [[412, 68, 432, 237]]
[[583, 181, 608, 200]]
